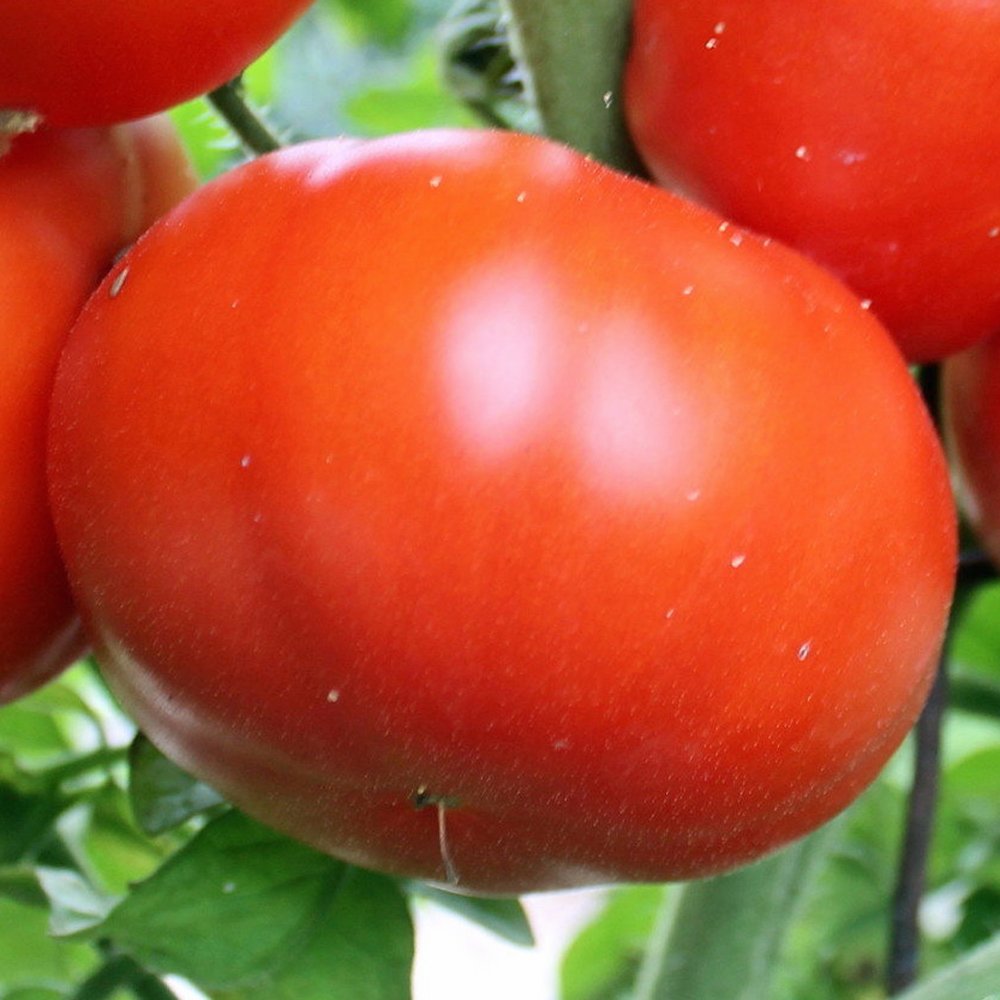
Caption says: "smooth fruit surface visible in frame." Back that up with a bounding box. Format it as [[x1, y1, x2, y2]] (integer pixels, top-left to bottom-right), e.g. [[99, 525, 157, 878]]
[[0, 0, 311, 127], [625, 0, 1000, 362], [943, 336, 1000, 565], [50, 130, 956, 893], [0, 119, 196, 703]]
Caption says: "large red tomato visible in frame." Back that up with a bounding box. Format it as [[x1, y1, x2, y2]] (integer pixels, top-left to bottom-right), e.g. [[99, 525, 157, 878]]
[[0, 0, 311, 128], [0, 119, 196, 704], [943, 335, 1000, 565], [49, 130, 956, 893], [624, 0, 1000, 363]]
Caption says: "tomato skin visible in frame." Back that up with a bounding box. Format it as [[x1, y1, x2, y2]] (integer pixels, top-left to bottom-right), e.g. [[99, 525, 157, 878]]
[[0, 120, 196, 704], [943, 336, 1000, 564], [624, 0, 1000, 363], [50, 130, 955, 893], [0, 0, 311, 127]]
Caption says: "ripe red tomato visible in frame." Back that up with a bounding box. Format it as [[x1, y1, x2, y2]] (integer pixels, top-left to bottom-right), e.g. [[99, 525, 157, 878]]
[[0, 119, 196, 704], [624, 0, 1000, 363], [943, 336, 1000, 564], [0, 1, 311, 128], [49, 130, 956, 893]]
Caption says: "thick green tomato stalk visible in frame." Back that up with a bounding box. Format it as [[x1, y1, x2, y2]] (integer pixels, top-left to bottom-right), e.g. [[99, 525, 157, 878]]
[[498, 0, 643, 172]]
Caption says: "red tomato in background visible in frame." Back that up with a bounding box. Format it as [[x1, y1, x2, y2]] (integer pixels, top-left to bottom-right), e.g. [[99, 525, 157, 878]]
[[49, 130, 955, 893], [624, 0, 1000, 363], [0, 0, 311, 128], [0, 119, 196, 704], [943, 336, 1000, 565]]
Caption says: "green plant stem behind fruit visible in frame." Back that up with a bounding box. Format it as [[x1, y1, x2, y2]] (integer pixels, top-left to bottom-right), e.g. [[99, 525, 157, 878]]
[[498, 0, 642, 171], [633, 826, 840, 1000]]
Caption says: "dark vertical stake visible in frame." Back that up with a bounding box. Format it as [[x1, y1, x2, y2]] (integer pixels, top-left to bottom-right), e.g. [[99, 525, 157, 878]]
[[886, 362, 944, 995], [885, 652, 949, 994], [885, 363, 983, 993]]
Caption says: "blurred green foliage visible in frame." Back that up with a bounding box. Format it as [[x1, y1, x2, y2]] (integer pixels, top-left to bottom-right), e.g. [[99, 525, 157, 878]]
[[4, 2, 1000, 999], [171, 0, 480, 182]]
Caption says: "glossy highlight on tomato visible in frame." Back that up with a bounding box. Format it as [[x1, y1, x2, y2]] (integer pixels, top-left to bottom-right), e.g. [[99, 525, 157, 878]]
[[0, 119, 196, 704], [0, 0, 312, 127], [49, 130, 956, 893], [624, 0, 1000, 362]]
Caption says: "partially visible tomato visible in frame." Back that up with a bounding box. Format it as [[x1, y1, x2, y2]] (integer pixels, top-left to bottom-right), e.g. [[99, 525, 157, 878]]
[[50, 130, 955, 893], [0, 119, 196, 704], [943, 335, 1000, 564], [624, 0, 1000, 362], [0, 0, 311, 128]]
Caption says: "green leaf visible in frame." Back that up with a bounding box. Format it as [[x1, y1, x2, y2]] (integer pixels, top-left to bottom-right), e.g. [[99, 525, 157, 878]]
[[0, 784, 70, 865], [949, 673, 1000, 723], [344, 53, 479, 135], [0, 663, 121, 775], [951, 581, 1000, 678], [90, 812, 342, 988], [58, 785, 170, 896], [128, 734, 225, 836], [273, 3, 472, 140], [0, 865, 49, 908], [37, 868, 115, 938], [561, 886, 664, 1000], [3, 988, 70, 1000], [932, 746, 1000, 891], [955, 886, 1000, 950], [897, 932, 1000, 1000], [0, 897, 94, 987], [169, 99, 246, 180], [409, 884, 534, 946], [212, 869, 414, 1000], [0, 705, 75, 768], [62, 809, 416, 998], [323, 0, 414, 45], [943, 746, 1000, 822]]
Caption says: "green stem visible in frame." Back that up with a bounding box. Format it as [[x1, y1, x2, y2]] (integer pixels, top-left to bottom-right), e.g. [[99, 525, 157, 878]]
[[70, 954, 180, 1000], [634, 826, 840, 1000], [498, 0, 643, 171], [207, 78, 283, 155], [45, 745, 129, 787]]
